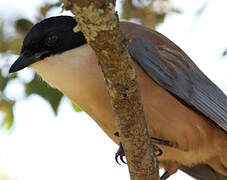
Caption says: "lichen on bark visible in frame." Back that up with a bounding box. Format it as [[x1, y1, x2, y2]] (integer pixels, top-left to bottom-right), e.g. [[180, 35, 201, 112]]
[[71, 2, 117, 42], [61, 0, 159, 180]]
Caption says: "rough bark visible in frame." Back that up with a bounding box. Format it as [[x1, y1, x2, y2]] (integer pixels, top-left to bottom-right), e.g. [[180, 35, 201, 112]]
[[61, 0, 159, 179]]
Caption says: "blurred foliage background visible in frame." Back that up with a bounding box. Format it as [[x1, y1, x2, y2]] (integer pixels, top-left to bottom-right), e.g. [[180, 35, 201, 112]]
[[0, 170, 12, 180], [0, 0, 224, 131]]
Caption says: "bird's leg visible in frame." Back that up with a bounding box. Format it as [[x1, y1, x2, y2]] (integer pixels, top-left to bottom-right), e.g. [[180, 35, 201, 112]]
[[149, 137, 184, 179], [161, 170, 177, 180], [114, 132, 181, 179], [161, 161, 180, 180], [150, 137, 188, 152], [150, 137, 173, 147], [114, 132, 163, 165]]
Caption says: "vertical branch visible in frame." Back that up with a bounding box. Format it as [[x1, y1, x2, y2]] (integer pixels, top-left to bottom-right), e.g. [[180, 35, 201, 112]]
[[61, 0, 159, 179]]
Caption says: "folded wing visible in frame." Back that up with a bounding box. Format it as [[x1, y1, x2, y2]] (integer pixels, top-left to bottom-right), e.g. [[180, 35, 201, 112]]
[[128, 36, 227, 132]]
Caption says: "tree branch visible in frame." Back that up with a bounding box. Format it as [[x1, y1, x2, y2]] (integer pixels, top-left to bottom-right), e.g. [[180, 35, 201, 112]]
[[61, 0, 159, 179]]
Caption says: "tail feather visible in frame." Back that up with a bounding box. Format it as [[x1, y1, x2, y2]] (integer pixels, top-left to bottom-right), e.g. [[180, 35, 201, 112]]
[[181, 164, 227, 180]]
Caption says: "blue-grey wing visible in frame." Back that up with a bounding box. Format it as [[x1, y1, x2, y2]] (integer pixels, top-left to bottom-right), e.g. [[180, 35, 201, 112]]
[[128, 37, 227, 132]]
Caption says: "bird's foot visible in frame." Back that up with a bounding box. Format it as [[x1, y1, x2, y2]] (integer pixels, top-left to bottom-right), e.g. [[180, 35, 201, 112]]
[[114, 132, 163, 165], [152, 144, 163, 156], [115, 142, 127, 165], [114, 132, 127, 165]]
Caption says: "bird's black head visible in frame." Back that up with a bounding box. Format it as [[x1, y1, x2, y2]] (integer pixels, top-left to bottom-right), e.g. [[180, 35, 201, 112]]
[[9, 16, 86, 73]]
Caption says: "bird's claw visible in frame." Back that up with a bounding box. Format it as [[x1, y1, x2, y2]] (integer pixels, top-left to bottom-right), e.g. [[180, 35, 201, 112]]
[[152, 144, 163, 157], [114, 132, 162, 165], [115, 142, 127, 165]]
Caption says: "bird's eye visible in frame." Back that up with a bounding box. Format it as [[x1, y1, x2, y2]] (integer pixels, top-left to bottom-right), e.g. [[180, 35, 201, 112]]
[[45, 35, 59, 46]]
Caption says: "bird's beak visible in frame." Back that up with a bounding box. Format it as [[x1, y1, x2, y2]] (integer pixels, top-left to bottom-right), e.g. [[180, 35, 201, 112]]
[[9, 50, 49, 73]]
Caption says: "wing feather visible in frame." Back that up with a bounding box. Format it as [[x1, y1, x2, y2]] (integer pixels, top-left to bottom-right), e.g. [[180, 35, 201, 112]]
[[128, 37, 227, 131]]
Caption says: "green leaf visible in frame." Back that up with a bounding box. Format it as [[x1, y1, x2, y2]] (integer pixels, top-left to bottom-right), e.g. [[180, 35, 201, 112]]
[[72, 103, 82, 112], [15, 19, 34, 36], [0, 22, 8, 53], [25, 74, 63, 115], [0, 98, 14, 130]]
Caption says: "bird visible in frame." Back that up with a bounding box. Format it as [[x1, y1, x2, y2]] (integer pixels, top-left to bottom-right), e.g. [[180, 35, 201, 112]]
[[9, 16, 227, 180]]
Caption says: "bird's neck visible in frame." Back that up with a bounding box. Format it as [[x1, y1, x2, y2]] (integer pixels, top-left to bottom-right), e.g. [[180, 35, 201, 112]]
[[30, 44, 118, 141], [30, 44, 105, 107]]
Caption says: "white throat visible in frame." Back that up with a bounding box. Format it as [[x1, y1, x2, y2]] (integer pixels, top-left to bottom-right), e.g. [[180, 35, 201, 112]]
[[30, 44, 105, 105], [30, 44, 117, 139]]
